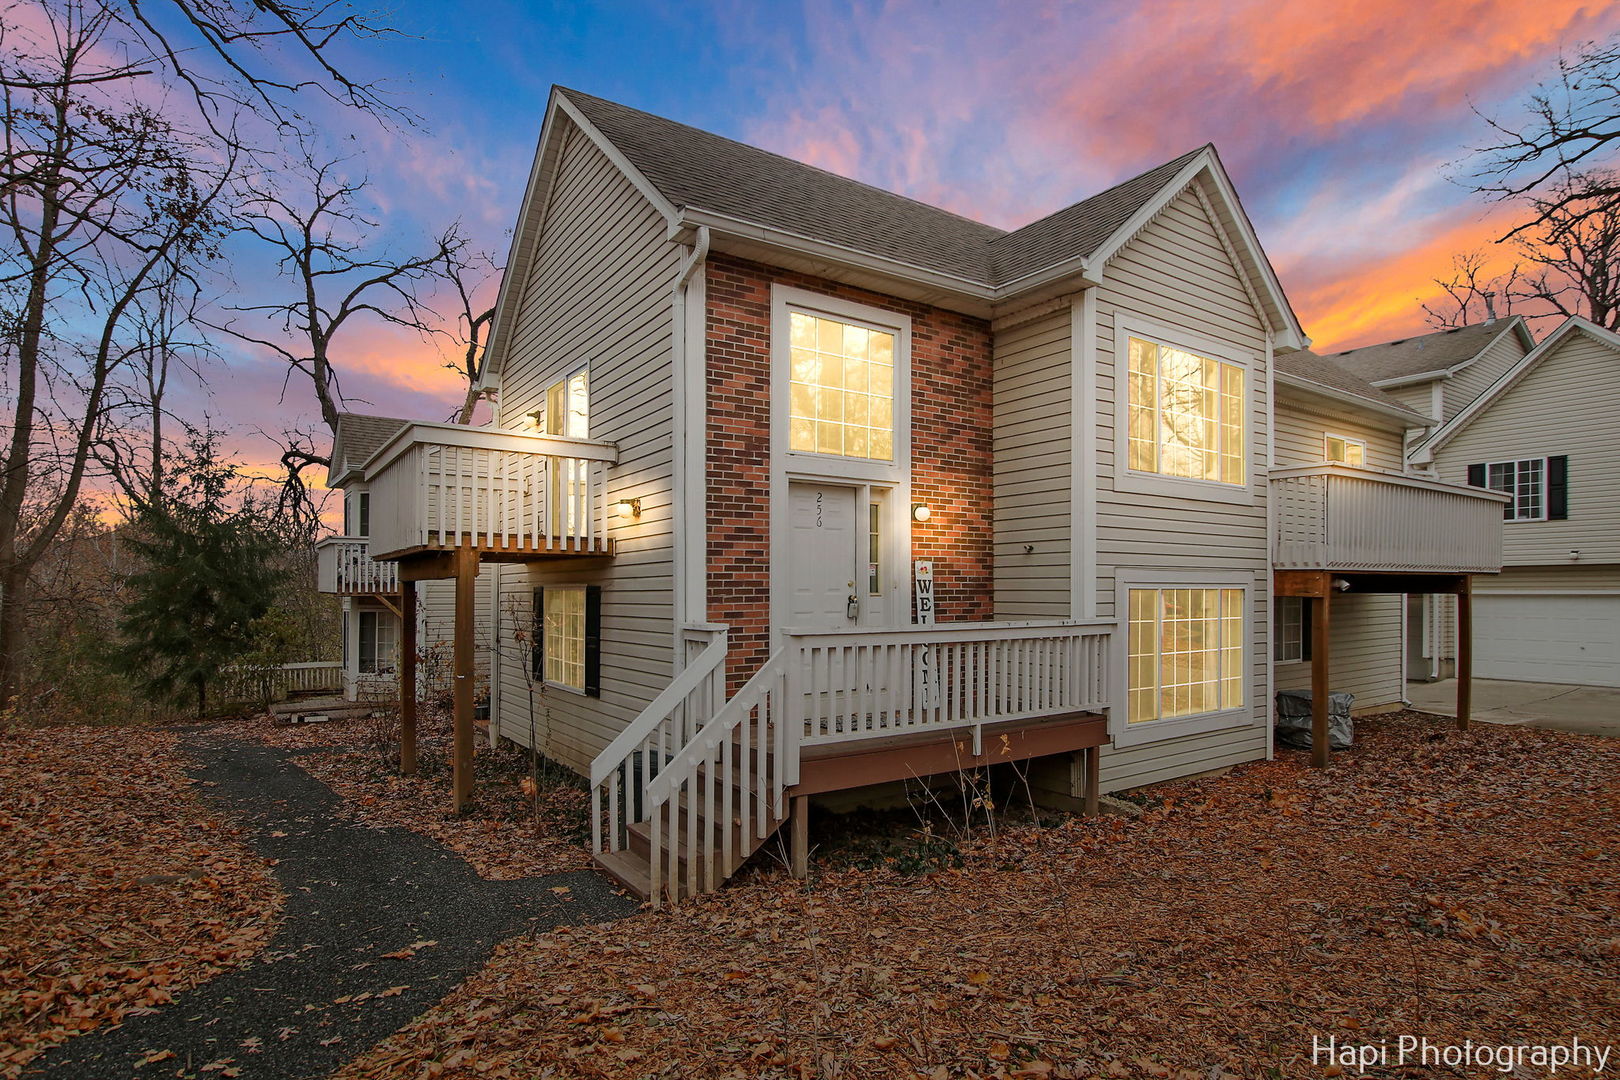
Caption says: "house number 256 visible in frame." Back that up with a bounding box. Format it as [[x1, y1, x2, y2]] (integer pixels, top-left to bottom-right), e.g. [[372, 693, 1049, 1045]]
[[815, 491, 823, 527]]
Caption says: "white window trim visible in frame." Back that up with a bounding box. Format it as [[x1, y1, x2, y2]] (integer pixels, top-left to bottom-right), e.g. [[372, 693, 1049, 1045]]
[[1484, 457, 1549, 522], [1112, 569, 1259, 748], [541, 364, 590, 438], [1323, 433, 1367, 468], [769, 286, 913, 641], [1112, 313, 1257, 506], [541, 584, 590, 695]]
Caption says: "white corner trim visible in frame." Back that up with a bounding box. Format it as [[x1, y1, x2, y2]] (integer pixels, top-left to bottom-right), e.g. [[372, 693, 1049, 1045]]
[[1071, 290, 1098, 620], [671, 230, 710, 657]]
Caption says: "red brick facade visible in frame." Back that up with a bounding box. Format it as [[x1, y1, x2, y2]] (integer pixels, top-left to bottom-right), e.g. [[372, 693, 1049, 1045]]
[[705, 253, 994, 687]]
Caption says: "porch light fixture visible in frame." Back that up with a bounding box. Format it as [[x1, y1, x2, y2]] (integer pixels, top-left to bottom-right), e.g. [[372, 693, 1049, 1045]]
[[615, 497, 642, 520], [911, 503, 932, 523]]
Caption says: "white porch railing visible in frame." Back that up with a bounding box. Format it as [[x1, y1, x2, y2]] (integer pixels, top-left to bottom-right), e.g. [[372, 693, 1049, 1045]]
[[788, 621, 1112, 751], [362, 422, 620, 559], [1271, 465, 1507, 574], [315, 536, 399, 594], [590, 619, 1111, 903]]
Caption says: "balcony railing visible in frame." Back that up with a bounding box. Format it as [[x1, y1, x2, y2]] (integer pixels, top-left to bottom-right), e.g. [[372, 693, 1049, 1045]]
[[315, 536, 400, 595], [1271, 465, 1508, 574], [361, 422, 620, 560]]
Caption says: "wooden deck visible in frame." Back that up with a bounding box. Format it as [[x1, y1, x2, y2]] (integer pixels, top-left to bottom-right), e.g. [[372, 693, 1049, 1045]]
[[794, 710, 1107, 795], [375, 534, 614, 566]]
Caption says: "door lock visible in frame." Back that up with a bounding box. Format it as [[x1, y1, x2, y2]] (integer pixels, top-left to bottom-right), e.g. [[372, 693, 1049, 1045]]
[[846, 594, 860, 620]]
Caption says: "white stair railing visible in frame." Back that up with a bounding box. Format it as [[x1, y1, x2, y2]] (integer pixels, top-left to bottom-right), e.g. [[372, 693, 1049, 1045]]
[[642, 648, 790, 903], [589, 630, 728, 860]]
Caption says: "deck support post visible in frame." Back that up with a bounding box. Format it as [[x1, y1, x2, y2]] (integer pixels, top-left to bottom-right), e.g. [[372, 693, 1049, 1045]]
[[790, 795, 809, 879], [1311, 587, 1333, 769], [1456, 577, 1472, 732], [452, 546, 478, 814], [1082, 746, 1100, 817], [399, 580, 418, 776]]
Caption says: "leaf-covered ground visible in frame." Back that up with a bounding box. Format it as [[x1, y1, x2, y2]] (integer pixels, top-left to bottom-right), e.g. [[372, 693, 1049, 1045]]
[[219, 708, 591, 880], [334, 713, 1619, 1080], [0, 726, 282, 1077]]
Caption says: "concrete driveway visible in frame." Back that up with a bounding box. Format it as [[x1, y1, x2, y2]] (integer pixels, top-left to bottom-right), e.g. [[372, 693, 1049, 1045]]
[[1406, 678, 1620, 738]]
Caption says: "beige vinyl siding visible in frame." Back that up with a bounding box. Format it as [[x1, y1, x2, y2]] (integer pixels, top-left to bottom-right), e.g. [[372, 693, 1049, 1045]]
[[1433, 330, 1620, 566], [1089, 181, 1273, 793], [1441, 326, 1532, 422], [1273, 392, 1406, 470], [1474, 563, 1620, 592], [1274, 593, 1404, 708], [489, 121, 681, 776], [1382, 381, 1437, 422], [417, 575, 495, 694], [993, 306, 1072, 618]]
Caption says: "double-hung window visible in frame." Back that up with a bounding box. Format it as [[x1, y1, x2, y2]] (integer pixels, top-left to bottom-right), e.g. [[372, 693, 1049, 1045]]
[[1126, 335, 1245, 487], [1485, 458, 1546, 521], [1273, 597, 1311, 663], [1127, 587, 1246, 727], [532, 586, 601, 695], [357, 610, 397, 675]]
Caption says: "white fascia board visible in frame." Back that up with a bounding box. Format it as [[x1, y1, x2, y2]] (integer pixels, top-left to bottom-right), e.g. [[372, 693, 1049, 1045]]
[[1273, 369, 1429, 426], [1412, 315, 1620, 463], [1371, 368, 1454, 388], [676, 208, 1000, 301], [480, 95, 567, 389]]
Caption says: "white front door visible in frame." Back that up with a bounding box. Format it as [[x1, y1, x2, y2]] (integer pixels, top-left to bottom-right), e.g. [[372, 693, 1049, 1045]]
[[787, 482, 860, 628]]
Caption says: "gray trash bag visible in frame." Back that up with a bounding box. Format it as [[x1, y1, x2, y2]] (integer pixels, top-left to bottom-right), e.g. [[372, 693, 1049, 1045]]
[[1274, 689, 1354, 750]]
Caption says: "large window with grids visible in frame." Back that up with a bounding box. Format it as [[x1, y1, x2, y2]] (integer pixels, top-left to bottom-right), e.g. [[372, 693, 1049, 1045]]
[[1127, 587, 1246, 725], [1126, 335, 1245, 487], [1485, 458, 1546, 521], [787, 310, 896, 462]]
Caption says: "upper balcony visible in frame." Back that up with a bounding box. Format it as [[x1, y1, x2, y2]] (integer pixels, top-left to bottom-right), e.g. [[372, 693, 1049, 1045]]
[[362, 422, 620, 562], [315, 536, 400, 595], [1271, 465, 1508, 575]]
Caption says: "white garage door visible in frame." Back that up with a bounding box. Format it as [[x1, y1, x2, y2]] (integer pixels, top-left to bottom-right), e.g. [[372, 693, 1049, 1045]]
[[1473, 594, 1620, 687]]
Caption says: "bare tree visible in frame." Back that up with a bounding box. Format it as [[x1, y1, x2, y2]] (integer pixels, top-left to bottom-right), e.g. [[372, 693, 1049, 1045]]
[[439, 247, 502, 424], [1472, 35, 1620, 239], [0, 2, 233, 702], [1426, 173, 1620, 333], [213, 144, 471, 516]]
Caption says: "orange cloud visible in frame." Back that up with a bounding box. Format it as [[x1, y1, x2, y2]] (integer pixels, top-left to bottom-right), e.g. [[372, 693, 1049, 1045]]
[[1287, 202, 1524, 350]]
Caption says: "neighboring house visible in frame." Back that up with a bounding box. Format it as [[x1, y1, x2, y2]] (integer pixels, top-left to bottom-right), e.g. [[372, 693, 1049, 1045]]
[[317, 88, 1504, 902], [1407, 317, 1620, 688], [318, 413, 494, 703]]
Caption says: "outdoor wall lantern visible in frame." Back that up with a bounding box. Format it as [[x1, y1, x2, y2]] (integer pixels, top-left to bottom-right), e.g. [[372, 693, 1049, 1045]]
[[615, 497, 642, 520], [911, 503, 932, 523]]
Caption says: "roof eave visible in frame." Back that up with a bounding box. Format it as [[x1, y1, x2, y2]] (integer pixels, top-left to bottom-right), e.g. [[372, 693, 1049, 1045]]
[[1274, 369, 1431, 426], [1370, 368, 1454, 388], [676, 207, 1003, 303]]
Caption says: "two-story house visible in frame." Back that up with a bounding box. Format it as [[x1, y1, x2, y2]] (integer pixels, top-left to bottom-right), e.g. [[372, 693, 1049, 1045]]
[[1408, 317, 1620, 688], [315, 88, 1504, 903]]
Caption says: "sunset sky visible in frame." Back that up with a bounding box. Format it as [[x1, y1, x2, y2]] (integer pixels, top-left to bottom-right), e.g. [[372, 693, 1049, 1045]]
[[179, 0, 1620, 482]]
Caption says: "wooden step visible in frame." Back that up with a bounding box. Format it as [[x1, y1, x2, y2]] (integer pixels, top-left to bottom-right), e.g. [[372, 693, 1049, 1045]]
[[592, 848, 652, 901]]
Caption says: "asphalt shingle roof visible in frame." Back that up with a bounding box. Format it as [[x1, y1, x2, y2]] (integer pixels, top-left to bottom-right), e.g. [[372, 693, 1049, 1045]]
[[1324, 322, 1509, 383], [334, 413, 410, 471], [1274, 351, 1429, 421], [560, 88, 1202, 289]]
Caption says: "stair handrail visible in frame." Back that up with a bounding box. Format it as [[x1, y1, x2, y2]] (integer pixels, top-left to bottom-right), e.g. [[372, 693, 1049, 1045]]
[[588, 629, 728, 860], [589, 630, 728, 788], [642, 646, 792, 903]]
